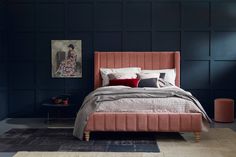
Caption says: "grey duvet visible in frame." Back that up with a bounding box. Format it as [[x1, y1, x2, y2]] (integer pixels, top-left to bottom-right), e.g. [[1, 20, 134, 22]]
[[73, 86, 211, 140]]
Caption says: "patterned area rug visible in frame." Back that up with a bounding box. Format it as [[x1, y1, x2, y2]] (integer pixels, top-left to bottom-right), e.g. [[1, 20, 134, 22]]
[[0, 128, 180, 152], [14, 152, 163, 157], [10, 128, 236, 157]]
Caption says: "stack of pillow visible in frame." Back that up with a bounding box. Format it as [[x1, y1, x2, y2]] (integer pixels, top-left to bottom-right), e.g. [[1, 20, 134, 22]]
[[100, 67, 176, 88]]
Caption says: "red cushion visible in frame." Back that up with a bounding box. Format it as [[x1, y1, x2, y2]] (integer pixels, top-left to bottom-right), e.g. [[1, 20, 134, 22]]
[[109, 78, 140, 87]]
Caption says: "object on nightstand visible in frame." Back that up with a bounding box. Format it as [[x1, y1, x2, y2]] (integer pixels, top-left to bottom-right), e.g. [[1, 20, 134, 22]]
[[214, 98, 234, 123], [42, 94, 75, 124], [51, 94, 70, 106], [63, 99, 69, 105]]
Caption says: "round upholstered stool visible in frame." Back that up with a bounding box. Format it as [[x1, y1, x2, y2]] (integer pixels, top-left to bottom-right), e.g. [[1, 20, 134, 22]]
[[214, 98, 234, 122]]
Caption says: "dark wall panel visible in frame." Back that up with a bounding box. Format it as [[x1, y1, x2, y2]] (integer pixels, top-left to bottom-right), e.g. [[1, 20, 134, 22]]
[[212, 61, 236, 89], [37, 4, 65, 30], [212, 32, 236, 60], [68, 3, 93, 31], [153, 2, 180, 29], [126, 2, 151, 29], [8, 3, 34, 30], [95, 2, 122, 29], [0, 0, 7, 120], [0, 3, 5, 28], [182, 61, 210, 89], [0, 32, 7, 59], [0, 62, 8, 90], [212, 3, 236, 29], [95, 32, 122, 50], [5, 0, 236, 118], [8, 90, 35, 117], [9, 33, 35, 60], [0, 91, 7, 120], [0, 71, 7, 120], [125, 32, 151, 51], [152, 32, 180, 51], [182, 2, 209, 29], [9, 62, 35, 89], [182, 32, 210, 59]]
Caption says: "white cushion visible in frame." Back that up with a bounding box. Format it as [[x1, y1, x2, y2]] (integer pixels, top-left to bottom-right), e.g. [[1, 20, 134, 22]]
[[108, 72, 137, 80], [138, 72, 160, 79], [100, 67, 141, 86]]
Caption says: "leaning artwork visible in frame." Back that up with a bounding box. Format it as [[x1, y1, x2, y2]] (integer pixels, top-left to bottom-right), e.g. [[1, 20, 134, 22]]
[[51, 40, 82, 78]]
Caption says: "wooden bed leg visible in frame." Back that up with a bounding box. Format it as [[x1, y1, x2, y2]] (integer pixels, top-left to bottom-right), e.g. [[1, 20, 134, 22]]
[[84, 131, 90, 141], [194, 132, 200, 143]]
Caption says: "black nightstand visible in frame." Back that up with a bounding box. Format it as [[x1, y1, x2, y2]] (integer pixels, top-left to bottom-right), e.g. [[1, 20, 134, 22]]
[[42, 103, 76, 124]]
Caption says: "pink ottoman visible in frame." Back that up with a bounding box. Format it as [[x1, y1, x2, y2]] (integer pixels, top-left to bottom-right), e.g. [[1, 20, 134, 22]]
[[214, 98, 234, 122]]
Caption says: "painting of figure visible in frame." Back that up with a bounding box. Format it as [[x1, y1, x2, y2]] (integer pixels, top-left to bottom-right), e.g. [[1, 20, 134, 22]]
[[51, 40, 82, 78]]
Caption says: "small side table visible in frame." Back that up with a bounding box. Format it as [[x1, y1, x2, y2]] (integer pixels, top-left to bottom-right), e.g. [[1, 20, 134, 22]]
[[214, 98, 234, 123], [42, 103, 76, 124]]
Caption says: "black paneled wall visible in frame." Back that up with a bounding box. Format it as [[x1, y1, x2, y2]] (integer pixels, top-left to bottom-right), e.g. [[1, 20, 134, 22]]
[[6, 0, 236, 118], [0, 1, 8, 120]]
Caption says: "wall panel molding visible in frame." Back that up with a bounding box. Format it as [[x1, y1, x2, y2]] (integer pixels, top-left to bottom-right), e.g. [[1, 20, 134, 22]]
[[5, 0, 236, 117]]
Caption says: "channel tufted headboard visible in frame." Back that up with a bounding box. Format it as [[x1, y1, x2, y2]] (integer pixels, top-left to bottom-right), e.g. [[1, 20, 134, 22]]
[[94, 51, 180, 89]]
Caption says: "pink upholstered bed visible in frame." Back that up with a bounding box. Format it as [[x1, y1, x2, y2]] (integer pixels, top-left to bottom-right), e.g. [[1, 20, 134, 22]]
[[83, 51, 202, 142]]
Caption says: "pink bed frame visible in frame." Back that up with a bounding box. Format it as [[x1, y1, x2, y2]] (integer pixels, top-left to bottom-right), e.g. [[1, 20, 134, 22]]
[[83, 51, 202, 142]]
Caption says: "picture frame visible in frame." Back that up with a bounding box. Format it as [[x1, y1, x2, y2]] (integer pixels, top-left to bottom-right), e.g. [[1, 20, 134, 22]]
[[51, 40, 82, 78]]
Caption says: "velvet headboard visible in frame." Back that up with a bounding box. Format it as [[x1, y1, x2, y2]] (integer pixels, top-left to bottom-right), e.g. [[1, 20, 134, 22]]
[[94, 51, 180, 89]]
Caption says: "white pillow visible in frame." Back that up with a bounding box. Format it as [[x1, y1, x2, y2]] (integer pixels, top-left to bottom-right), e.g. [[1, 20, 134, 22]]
[[108, 72, 137, 80], [138, 72, 160, 79], [141, 69, 176, 85], [100, 67, 141, 86]]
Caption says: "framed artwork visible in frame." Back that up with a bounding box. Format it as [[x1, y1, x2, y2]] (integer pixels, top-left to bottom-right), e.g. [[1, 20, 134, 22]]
[[51, 40, 82, 78]]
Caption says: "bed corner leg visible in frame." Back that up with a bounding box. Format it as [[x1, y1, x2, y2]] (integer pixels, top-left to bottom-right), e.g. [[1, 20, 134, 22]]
[[84, 131, 90, 141], [194, 132, 201, 143]]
